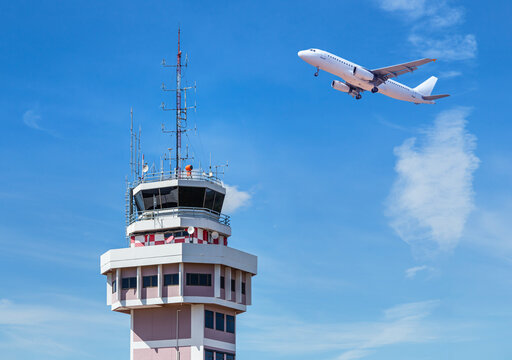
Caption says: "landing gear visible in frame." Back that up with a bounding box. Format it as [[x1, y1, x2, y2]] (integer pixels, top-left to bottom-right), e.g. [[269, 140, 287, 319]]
[[371, 86, 379, 93], [314, 67, 319, 77], [356, 94, 362, 100]]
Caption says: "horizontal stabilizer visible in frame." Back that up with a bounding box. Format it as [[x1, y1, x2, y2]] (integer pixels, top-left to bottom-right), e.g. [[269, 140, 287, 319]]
[[422, 94, 450, 100]]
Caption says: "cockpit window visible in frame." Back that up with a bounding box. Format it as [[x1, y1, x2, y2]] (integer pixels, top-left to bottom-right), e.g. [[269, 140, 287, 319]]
[[310, 49, 316, 52]]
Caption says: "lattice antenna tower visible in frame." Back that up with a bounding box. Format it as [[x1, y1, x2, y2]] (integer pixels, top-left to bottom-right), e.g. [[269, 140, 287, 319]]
[[129, 107, 142, 181], [161, 27, 196, 173]]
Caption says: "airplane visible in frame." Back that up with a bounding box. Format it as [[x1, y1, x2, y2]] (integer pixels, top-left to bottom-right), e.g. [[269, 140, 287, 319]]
[[298, 48, 449, 104]]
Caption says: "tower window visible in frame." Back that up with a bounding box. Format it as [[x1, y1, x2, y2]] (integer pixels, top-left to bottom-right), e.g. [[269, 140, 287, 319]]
[[179, 186, 206, 207], [186, 273, 212, 286], [213, 192, 225, 213], [226, 354, 235, 360], [112, 280, 117, 293], [216, 352, 224, 360], [164, 273, 179, 286], [231, 279, 235, 292], [242, 282, 246, 295], [226, 315, 235, 333], [216, 312, 225, 331], [204, 188, 216, 210], [121, 277, 137, 289], [205, 350, 214, 360], [205, 310, 214, 329], [143, 275, 158, 288]]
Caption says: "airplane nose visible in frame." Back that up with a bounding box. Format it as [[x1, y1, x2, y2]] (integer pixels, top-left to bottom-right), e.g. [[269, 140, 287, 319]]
[[298, 50, 306, 59]]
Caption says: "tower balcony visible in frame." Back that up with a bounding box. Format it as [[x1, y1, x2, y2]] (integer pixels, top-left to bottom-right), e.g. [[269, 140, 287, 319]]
[[100, 243, 257, 313], [127, 207, 231, 237]]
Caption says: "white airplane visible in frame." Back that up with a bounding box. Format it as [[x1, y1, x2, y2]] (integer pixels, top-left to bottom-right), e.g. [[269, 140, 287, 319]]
[[298, 48, 449, 104]]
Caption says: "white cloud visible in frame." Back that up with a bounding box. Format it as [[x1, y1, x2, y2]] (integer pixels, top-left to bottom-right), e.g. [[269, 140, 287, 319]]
[[22, 110, 43, 130], [240, 300, 444, 360], [405, 265, 429, 279], [0, 297, 126, 357], [465, 206, 512, 260], [376, 0, 475, 61], [337, 349, 373, 360], [378, 0, 464, 28], [377, 0, 428, 19], [22, 109, 58, 136], [222, 184, 251, 213], [439, 70, 462, 79], [409, 34, 477, 61], [387, 108, 479, 254]]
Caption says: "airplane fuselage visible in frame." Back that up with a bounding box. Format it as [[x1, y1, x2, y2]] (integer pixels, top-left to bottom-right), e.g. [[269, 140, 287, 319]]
[[298, 49, 435, 104]]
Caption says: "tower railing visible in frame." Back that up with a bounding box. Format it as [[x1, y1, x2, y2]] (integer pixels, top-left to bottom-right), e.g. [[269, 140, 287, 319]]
[[130, 169, 223, 188], [128, 206, 230, 226]]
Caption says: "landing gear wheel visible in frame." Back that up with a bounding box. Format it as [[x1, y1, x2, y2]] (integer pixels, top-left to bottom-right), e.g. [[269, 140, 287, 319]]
[[314, 67, 319, 77], [356, 94, 362, 100], [371, 87, 379, 93]]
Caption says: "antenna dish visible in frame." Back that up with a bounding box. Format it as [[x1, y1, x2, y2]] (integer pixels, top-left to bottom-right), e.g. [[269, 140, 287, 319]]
[[187, 226, 195, 235], [211, 231, 219, 240], [142, 164, 149, 173]]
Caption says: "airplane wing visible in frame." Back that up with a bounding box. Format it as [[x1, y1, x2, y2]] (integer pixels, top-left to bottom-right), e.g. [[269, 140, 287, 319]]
[[371, 58, 436, 82], [345, 82, 365, 93]]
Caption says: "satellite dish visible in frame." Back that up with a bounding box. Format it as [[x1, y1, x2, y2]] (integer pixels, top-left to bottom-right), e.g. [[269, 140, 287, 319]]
[[187, 226, 195, 235], [142, 164, 149, 173], [211, 231, 219, 240]]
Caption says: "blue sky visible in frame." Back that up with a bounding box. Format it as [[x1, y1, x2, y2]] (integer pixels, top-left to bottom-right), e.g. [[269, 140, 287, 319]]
[[1, 0, 511, 359]]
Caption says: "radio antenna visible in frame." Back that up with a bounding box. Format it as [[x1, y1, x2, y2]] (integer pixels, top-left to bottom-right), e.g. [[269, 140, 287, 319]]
[[161, 27, 196, 175]]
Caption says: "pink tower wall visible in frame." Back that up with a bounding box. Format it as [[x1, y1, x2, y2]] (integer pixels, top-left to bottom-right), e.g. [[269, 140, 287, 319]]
[[183, 263, 214, 297], [133, 346, 191, 360], [121, 267, 138, 300], [163, 264, 180, 298], [132, 306, 192, 342], [204, 305, 236, 344], [142, 266, 158, 299]]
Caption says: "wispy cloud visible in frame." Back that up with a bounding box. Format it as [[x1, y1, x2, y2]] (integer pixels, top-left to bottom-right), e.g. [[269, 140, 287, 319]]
[[376, 0, 477, 60], [23, 109, 43, 130], [22, 109, 58, 136], [223, 184, 251, 213], [0, 225, 100, 270], [409, 34, 477, 61], [240, 300, 446, 359], [0, 297, 126, 358], [465, 205, 512, 261], [405, 265, 430, 279], [387, 108, 479, 255], [439, 70, 463, 79]]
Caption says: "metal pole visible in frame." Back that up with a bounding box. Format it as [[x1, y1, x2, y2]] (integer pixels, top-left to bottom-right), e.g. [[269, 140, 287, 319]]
[[176, 28, 182, 174], [130, 107, 134, 179], [176, 309, 181, 360]]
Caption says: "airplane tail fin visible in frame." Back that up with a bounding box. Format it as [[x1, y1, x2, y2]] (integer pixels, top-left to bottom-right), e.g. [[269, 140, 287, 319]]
[[414, 76, 438, 96]]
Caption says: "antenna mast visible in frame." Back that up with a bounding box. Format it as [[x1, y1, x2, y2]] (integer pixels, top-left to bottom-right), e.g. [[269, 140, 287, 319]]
[[130, 107, 134, 180], [176, 28, 182, 172], [161, 27, 196, 175]]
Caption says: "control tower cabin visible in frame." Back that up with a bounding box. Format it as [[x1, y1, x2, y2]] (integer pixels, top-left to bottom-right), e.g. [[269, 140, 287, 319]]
[[100, 31, 257, 360]]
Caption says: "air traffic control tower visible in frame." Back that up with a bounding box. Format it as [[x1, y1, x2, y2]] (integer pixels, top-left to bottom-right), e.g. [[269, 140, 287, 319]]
[[100, 30, 257, 360]]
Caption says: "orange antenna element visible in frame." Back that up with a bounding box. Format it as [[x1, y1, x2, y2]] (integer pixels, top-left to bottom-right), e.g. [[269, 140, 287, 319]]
[[185, 164, 193, 176]]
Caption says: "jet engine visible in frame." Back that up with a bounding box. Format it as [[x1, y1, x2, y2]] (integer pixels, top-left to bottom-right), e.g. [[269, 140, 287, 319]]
[[331, 80, 350, 93], [352, 66, 374, 81]]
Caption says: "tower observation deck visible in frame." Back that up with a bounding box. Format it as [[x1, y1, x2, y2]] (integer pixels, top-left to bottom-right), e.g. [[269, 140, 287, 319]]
[[100, 30, 257, 360]]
